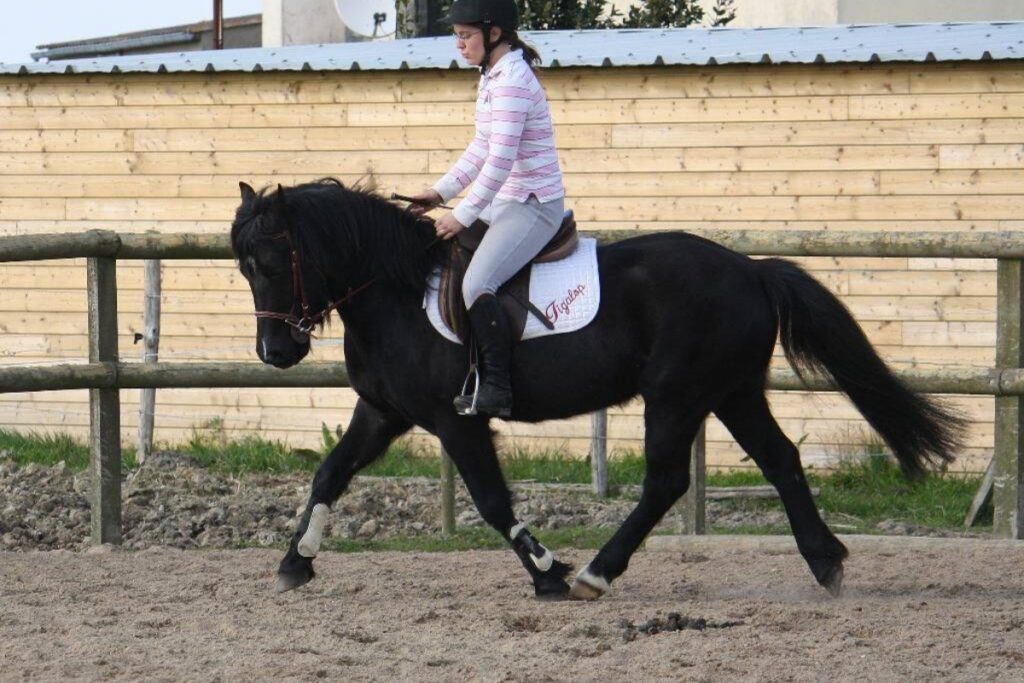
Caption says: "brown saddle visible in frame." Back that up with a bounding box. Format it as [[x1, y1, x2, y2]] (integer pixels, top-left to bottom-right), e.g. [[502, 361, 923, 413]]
[[438, 210, 579, 342]]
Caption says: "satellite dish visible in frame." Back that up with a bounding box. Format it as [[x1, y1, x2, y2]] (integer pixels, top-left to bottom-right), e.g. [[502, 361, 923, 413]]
[[334, 0, 397, 37]]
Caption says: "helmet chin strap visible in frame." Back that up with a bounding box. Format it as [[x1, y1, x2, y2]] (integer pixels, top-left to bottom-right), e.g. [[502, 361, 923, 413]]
[[479, 22, 500, 73]]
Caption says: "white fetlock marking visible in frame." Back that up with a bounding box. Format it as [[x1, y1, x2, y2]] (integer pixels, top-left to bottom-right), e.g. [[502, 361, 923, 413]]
[[575, 567, 611, 594], [297, 503, 329, 558], [509, 522, 526, 538], [530, 548, 554, 572]]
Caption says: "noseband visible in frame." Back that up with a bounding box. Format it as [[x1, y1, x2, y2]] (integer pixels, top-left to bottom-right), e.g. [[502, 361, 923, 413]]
[[252, 229, 375, 337]]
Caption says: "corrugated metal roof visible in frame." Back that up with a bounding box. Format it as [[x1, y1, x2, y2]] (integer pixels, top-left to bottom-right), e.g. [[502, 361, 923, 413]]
[[2, 21, 1022, 75], [33, 14, 261, 52]]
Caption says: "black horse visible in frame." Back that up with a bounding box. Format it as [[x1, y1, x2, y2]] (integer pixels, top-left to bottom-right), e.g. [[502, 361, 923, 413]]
[[231, 178, 962, 600]]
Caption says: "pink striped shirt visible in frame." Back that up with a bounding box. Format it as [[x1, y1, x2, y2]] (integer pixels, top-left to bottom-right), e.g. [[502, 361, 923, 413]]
[[433, 49, 565, 227]]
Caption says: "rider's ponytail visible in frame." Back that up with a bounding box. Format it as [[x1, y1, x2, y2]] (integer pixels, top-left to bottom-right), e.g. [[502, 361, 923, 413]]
[[506, 31, 541, 68]]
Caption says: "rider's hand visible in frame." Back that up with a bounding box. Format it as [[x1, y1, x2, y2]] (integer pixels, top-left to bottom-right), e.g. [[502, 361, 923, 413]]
[[434, 212, 465, 240], [407, 188, 443, 215]]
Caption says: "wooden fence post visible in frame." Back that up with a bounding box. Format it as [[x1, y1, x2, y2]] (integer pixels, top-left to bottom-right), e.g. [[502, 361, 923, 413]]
[[440, 446, 455, 535], [590, 410, 608, 497], [137, 259, 161, 465], [87, 257, 121, 545], [676, 420, 707, 534], [994, 259, 1024, 539]]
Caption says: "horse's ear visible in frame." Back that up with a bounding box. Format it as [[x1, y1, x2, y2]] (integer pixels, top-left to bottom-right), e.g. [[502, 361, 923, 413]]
[[276, 184, 286, 204], [239, 181, 256, 204]]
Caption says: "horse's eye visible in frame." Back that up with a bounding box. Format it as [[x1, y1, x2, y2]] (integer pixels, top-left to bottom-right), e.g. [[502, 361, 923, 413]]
[[240, 257, 256, 278]]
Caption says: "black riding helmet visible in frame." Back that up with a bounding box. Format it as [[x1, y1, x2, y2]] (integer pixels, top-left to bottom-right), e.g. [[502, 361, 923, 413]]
[[444, 0, 519, 71], [444, 0, 519, 29]]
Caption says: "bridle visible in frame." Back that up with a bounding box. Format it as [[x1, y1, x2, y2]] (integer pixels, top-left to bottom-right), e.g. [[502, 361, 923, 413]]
[[252, 215, 441, 338], [252, 228, 375, 338]]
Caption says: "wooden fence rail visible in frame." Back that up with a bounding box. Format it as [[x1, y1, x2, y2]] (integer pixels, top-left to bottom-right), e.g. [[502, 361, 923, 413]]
[[1, 229, 1023, 543], [7, 228, 1024, 261], [5, 363, 1024, 395]]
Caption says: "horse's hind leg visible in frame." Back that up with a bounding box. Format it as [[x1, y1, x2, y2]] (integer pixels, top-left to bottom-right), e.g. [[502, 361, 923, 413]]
[[571, 401, 704, 600], [714, 381, 848, 596], [437, 417, 572, 598], [276, 398, 411, 593]]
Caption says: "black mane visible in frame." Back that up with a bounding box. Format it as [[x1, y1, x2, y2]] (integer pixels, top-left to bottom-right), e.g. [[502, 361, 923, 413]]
[[231, 177, 444, 296]]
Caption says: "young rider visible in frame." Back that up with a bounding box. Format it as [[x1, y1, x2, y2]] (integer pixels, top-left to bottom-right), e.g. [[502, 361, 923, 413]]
[[409, 0, 566, 418]]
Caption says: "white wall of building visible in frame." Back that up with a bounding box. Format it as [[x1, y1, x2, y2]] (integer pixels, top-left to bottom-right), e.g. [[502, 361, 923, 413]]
[[608, 0, 837, 27], [612, 0, 1024, 27], [262, 0, 283, 46], [839, 0, 1024, 24], [713, 0, 837, 27], [263, 0, 348, 47]]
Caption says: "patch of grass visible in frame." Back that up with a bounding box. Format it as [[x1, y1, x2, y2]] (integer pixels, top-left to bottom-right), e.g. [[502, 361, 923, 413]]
[[499, 447, 595, 483], [707, 455, 986, 533], [183, 432, 308, 474], [608, 450, 649, 485], [0, 429, 91, 469], [362, 439, 445, 478], [0, 428, 137, 471], [181, 421, 443, 477], [811, 455, 984, 530], [706, 468, 770, 487], [179, 417, 307, 473]]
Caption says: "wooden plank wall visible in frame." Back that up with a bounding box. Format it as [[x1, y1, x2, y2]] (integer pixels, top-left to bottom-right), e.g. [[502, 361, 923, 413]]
[[1, 61, 1021, 471]]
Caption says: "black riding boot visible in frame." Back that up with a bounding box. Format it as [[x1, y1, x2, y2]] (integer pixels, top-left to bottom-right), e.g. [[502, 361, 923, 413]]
[[454, 294, 513, 418]]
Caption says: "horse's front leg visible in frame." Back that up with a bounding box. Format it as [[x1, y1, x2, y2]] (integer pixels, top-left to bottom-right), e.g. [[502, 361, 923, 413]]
[[438, 417, 572, 599], [276, 398, 411, 592]]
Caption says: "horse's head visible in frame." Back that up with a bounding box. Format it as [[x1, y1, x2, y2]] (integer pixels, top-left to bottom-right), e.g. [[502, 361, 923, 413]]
[[231, 181, 312, 369], [231, 177, 444, 367]]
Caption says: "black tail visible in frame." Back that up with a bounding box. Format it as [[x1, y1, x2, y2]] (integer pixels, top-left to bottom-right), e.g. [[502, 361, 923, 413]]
[[757, 258, 964, 478]]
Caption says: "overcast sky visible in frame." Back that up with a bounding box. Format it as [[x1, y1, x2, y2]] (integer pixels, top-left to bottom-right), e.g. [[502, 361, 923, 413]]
[[0, 0, 264, 65]]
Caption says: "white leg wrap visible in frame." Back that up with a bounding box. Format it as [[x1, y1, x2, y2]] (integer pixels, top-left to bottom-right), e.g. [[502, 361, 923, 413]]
[[510, 522, 554, 572], [530, 548, 554, 572], [575, 566, 611, 594], [297, 503, 329, 558]]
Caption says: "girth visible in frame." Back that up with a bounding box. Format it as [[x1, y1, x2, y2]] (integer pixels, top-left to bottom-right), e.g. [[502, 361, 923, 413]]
[[438, 210, 578, 342]]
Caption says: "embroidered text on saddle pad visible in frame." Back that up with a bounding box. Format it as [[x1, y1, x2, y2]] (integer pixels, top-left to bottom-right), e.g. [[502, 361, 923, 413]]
[[423, 238, 600, 344]]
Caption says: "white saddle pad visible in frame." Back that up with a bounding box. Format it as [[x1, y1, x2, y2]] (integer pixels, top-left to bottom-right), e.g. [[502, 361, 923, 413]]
[[423, 237, 600, 345]]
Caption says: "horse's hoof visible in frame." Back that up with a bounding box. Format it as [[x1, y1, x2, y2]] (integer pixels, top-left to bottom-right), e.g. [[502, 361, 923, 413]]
[[822, 564, 844, 598], [569, 568, 609, 601], [275, 570, 314, 593], [808, 554, 845, 597], [531, 558, 572, 600], [537, 590, 570, 602], [535, 581, 571, 601], [569, 579, 604, 601], [275, 554, 316, 594]]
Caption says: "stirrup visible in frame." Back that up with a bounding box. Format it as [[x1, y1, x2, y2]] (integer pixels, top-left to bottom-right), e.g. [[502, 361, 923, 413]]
[[454, 362, 482, 416], [454, 339, 481, 415]]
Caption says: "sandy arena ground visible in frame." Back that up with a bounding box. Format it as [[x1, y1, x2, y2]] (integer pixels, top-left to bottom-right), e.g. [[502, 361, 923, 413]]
[[1, 536, 1023, 682]]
